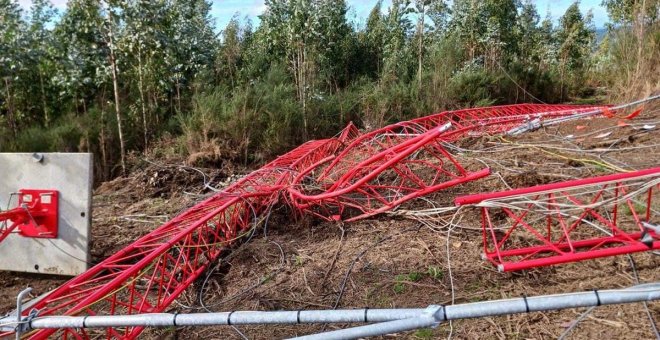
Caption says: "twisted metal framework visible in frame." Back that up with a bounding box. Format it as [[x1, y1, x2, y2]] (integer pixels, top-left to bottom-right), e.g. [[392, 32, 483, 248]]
[[287, 104, 602, 220], [0, 207, 32, 242], [3, 103, 613, 339], [455, 167, 660, 272], [0, 190, 59, 242], [11, 124, 361, 340]]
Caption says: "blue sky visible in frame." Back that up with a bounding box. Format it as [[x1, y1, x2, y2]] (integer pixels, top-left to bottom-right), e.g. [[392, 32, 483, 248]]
[[17, 0, 610, 30], [211, 0, 610, 30]]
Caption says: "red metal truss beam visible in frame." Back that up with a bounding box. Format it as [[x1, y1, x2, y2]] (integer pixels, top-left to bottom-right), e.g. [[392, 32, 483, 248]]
[[7, 124, 362, 340], [315, 104, 607, 192], [3, 104, 617, 339], [287, 125, 491, 220], [0, 189, 59, 242], [403, 103, 607, 139], [287, 104, 609, 220], [0, 207, 25, 242], [318, 104, 607, 181], [455, 167, 660, 272]]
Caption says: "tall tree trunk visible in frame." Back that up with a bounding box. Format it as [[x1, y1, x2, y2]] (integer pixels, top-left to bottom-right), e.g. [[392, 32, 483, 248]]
[[633, 0, 647, 92], [301, 45, 308, 140], [176, 78, 182, 113], [4, 78, 16, 136], [560, 61, 565, 102], [137, 51, 148, 149], [107, 22, 127, 176], [227, 54, 235, 88], [100, 105, 107, 181], [293, 43, 308, 140], [39, 70, 49, 127], [146, 55, 155, 114], [417, 4, 425, 93]]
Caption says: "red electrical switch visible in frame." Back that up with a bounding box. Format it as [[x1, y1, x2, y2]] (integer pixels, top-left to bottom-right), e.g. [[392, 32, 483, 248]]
[[0, 189, 58, 242]]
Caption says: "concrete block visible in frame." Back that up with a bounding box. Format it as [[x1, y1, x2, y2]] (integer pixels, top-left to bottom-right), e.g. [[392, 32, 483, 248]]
[[0, 153, 92, 276]]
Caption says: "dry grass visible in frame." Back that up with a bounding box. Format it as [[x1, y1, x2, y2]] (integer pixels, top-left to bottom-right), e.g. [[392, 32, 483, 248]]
[[2, 104, 659, 339]]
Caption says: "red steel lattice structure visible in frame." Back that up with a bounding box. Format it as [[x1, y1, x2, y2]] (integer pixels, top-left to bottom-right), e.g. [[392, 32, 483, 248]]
[[287, 104, 605, 220], [0, 190, 59, 242], [455, 167, 660, 272], [2, 104, 615, 339], [9, 124, 361, 340]]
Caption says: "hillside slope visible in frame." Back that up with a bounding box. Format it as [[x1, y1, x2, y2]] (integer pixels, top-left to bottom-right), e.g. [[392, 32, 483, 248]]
[[2, 106, 659, 339]]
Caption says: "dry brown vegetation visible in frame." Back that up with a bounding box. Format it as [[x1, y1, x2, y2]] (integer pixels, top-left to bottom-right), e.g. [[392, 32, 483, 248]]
[[2, 105, 659, 339]]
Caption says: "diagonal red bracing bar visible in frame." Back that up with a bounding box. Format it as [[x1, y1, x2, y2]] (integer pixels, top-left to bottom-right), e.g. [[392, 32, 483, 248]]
[[8, 124, 361, 340], [455, 167, 660, 272], [287, 104, 609, 220], [287, 126, 491, 220], [0, 190, 59, 241], [3, 104, 615, 339], [0, 207, 25, 242]]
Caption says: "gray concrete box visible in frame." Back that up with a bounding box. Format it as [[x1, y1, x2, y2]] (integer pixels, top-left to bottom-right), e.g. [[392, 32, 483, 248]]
[[0, 153, 92, 276]]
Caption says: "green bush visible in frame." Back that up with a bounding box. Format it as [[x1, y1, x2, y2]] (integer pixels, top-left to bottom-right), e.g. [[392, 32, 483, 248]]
[[448, 66, 498, 107], [427, 266, 443, 280], [413, 328, 434, 339], [9, 118, 83, 152], [178, 64, 304, 165]]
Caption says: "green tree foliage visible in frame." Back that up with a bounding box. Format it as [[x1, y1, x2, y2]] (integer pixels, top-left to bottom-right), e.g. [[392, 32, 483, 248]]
[[1, 0, 29, 134], [360, 0, 386, 77], [596, 0, 659, 101], [557, 2, 596, 98], [516, 0, 541, 67], [602, 0, 659, 26], [1, 0, 642, 177]]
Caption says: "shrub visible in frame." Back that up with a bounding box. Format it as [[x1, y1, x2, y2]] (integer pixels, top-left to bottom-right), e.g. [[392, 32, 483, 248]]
[[9, 118, 83, 152], [447, 62, 499, 107]]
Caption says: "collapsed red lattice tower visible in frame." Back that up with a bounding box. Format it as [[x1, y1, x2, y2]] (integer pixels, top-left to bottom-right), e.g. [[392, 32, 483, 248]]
[[3, 103, 618, 339], [455, 167, 660, 272], [286, 104, 602, 220], [0, 190, 59, 242]]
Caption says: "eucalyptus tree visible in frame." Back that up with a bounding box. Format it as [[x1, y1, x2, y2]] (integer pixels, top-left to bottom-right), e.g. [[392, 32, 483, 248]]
[[516, 0, 541, 68], [482, 0, 520, 70], [0, 0, 25, 135], [53, 0, 127, 174], [414, 0, 427, 89], [601, 0, 658, 98], [380, 0, 413, 82], [0, 0, 56, 130], [602, 0, 659, 26], [52, 0, 104, 116], [120, 0, 171, 148], [219, 16, 243, 89], [537, 12, 558, 72], [362, 0, 385, 77], [27, 0, 57, 127], [450, 0, 486, 62], [413, 0, 449, 89], [425, 0, 450, 35], [165, 0, 217, 113], [101, 0, 127, 175], [260, 0, 321, 138], [315, 0, 352, 89], [557, 2, 595, 99]]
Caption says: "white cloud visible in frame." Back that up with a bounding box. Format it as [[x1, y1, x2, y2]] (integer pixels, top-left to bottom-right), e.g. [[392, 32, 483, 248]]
[[248, 3, 266, 16], [17, 0, 68, 10]]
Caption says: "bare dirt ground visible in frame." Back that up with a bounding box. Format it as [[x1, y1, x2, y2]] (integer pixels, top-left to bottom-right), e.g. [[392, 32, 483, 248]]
[[2, 105, 659, 339]]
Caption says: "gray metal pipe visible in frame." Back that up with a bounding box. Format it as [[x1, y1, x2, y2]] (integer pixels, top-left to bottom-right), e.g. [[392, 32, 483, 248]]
[[291, 306, 444, 340], [23, 283, 660, 339], [28, 309, 425, 329], [506, 94, 660, 135], [290, 284, 660, 340], [15, 287, 32, 340]]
